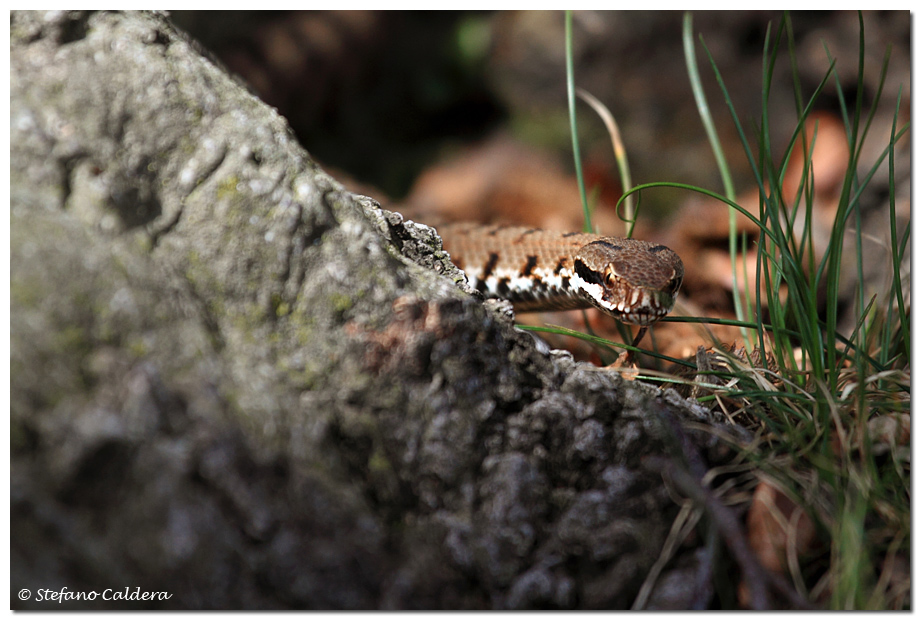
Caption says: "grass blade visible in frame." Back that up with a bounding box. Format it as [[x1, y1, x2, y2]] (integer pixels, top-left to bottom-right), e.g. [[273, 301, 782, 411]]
[[564, 10, 593, 233]]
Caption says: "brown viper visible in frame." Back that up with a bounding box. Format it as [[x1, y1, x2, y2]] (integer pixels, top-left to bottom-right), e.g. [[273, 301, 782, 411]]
[[437, 222, 684, 349]]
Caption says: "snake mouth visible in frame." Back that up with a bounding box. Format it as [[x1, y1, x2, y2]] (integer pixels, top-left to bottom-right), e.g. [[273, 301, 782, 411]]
[[609, 303, 669, 326], [598, 293, 671, 325], [572, 268, 675, 325]]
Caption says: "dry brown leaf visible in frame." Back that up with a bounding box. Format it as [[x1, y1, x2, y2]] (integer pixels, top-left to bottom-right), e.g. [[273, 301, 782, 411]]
[[401, 133, 627, 236], [782, 111, 850, 206], [738, 479, 816, 607]]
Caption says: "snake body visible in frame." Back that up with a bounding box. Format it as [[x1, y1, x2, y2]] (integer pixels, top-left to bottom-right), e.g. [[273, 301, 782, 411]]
[[438, 222, 684, 326]]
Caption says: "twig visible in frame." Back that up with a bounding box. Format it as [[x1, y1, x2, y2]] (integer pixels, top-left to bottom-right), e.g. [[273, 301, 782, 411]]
[[646, 407, 817, 610]]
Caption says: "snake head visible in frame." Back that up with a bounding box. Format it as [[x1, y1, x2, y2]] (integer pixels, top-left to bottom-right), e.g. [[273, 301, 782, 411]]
[[573, 239, 684, 326]]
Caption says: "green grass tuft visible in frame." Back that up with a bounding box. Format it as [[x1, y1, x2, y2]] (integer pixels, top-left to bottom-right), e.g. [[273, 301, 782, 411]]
[[677, 12, 909, 609]]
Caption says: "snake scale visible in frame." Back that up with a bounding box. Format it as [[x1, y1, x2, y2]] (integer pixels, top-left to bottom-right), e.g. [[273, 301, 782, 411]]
[[437, 222, 684, 328]]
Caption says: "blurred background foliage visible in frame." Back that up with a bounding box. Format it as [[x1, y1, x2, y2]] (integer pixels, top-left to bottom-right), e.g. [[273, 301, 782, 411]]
[[170, 11, 909, 215]]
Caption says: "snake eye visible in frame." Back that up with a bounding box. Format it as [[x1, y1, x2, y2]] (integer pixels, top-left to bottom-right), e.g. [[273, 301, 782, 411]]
[[604, 269, 615, 287], [667, 276, 683, 296]]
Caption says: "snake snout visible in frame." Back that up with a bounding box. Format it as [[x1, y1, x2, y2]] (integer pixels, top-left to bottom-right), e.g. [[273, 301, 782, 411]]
[[607, 286, 674, 325]]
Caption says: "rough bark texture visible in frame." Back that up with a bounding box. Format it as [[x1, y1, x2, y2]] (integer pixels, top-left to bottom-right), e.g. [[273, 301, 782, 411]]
[[11, 10, 733, 609]]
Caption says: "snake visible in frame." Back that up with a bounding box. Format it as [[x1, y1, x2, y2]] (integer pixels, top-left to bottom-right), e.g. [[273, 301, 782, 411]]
[[437, 222, 684, 329]]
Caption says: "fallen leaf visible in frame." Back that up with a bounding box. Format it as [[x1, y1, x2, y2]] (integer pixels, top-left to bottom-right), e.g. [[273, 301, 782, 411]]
[[738, 479, 816, 607]]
